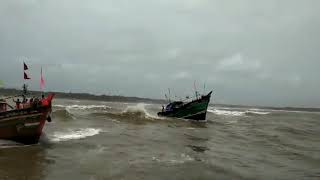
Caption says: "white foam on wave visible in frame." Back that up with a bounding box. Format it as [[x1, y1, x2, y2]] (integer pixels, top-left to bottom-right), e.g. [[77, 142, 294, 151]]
[[246, 110, 270, 115], [50, 128, 102, 142], [208, 109, 245, 116], [123, 103, 164, 120], [208, 107, 270, 116]]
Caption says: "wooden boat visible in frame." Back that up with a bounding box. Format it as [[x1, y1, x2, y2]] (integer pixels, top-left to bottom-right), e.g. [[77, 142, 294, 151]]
[[0, 94, 54, 144], [158, 91, 212, 121], [0, 62, 54, 144]]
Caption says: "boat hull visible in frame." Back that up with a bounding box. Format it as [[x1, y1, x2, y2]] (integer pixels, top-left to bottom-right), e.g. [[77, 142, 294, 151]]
[[158, 91, 212, 121]]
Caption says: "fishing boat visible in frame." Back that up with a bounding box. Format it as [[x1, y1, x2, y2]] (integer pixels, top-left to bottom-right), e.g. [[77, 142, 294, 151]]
[[0, 62, 54, 144], [157, 91, 212, 121], [0, 94, 54, 144]]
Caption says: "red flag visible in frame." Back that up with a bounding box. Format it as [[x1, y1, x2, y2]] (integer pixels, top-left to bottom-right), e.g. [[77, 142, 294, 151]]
[[24, 72, 30, 80], [40, 67, 45, 90], [24, 62, 28, 70]]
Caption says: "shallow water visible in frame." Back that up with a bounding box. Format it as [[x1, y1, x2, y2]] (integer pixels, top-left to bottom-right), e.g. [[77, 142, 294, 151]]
[[0, 98, 319, 180]]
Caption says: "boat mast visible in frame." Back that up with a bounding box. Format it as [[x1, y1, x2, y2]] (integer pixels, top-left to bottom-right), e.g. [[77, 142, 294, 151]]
[[168, 88, 171, 103]]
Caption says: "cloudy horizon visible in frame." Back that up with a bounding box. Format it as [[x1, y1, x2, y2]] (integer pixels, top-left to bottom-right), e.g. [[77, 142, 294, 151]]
[[0, 0, 319, 107]]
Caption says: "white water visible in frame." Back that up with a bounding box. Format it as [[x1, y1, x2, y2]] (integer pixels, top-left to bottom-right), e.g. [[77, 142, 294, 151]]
[[246, 110, 270, 115], [208, 108, 270, 116], [50, 128, 102, 142], [123, 103, 164, 120], [208, 109, 246, 116]]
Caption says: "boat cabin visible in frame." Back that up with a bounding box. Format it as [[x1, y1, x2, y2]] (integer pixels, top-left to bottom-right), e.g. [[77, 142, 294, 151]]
[[165, 101, 184, 112]]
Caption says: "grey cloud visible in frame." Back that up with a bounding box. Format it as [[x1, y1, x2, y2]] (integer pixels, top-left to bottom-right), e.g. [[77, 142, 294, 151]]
[[0, 0, 319, 107]]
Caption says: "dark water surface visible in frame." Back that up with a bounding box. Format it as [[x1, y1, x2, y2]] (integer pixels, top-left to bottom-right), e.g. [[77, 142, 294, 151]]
[[0, 99, 319, 180]]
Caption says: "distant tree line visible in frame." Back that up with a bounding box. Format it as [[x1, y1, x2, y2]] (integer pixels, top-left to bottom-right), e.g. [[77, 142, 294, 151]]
[[0, 88, 166, 104]]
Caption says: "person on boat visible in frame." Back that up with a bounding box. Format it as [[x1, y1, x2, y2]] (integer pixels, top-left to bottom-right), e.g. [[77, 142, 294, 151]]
[[32, 97, 40, 108], [22, 95, 27, 103], [41, 94, 49, 106], [13, 98, 21, 109], [162, 105, 164, 112], [29, 97, 34, 104]]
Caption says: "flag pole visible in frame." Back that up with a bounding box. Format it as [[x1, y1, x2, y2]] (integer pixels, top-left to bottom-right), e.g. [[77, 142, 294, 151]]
[[23, 61, 26, 95], [40, 66, 45, 92], [194, 80, 198, 99], [40, 66, 42, 92], [23, 61, 30, 97]]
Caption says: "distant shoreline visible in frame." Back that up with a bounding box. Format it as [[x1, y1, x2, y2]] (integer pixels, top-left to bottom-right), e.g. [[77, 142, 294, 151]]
[[0, 88, 166, 104], [1, 88, 319, 112]]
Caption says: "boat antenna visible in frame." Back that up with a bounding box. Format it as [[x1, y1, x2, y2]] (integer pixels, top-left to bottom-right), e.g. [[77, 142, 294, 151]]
[[165, 93, 168, 102], [203, 81, 206, 95], [168, 88, 171, 102], [194, 80, 198, 99]]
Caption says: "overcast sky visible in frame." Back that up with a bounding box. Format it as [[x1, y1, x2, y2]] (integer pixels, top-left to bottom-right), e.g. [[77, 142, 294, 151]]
[[0, 0, 319, 107]]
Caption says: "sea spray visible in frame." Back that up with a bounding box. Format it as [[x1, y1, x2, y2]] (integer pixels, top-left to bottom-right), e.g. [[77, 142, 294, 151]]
[[123, 103, 164, 120]]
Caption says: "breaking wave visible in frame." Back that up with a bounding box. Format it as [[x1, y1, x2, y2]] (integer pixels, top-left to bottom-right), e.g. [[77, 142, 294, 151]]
[[52, 109, 74, 119], [90, 103, 165, 124], [53, 103, 165, 124], [122, 103, 161, 119], [50, 128, 102, 142]]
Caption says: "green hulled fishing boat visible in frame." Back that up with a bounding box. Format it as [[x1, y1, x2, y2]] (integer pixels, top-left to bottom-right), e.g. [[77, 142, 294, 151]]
[[157, 91, 212, 121]]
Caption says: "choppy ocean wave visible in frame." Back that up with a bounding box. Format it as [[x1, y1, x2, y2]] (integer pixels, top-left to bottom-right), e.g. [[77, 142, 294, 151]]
[[1, 99, 320, 180], [122, 103, 163, 120], [53, 103, 165, 125], [52, 109, 75, 119], [77, 103, 165, 122]]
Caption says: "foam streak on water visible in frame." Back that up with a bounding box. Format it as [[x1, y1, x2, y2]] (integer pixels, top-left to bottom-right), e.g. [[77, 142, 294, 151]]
[[208, 107, 270, 116], [50, 128, 102, 142], [208, 109, 246, 116]]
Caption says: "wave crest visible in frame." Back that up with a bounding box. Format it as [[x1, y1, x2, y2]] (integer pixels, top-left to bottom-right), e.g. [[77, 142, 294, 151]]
[[52, 109, 74, 119]]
